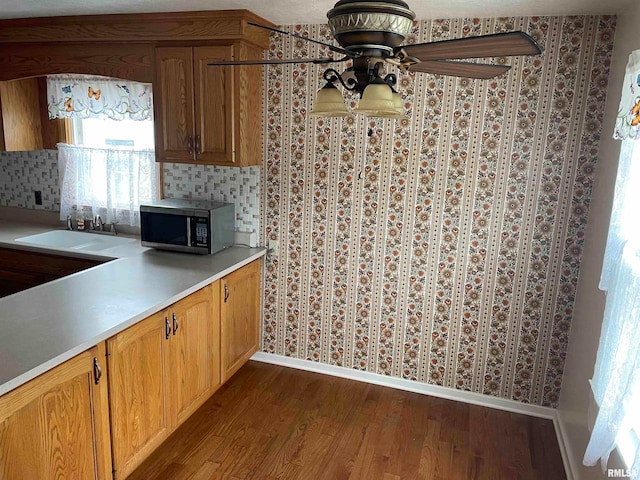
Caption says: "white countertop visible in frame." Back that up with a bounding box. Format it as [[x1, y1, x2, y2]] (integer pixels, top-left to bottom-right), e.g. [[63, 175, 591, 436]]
[[0, 218, 266, 396]]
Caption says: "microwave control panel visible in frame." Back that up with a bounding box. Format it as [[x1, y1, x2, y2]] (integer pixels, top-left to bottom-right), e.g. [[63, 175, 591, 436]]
[[194, 217, 209, 247]]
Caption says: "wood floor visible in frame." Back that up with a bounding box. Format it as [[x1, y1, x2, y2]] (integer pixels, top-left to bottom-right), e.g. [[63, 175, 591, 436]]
[[127, 361, 566, 480]]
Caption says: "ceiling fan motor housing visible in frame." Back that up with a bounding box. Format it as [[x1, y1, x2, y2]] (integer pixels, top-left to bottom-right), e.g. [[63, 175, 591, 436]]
[[327, 0, 416, 57]]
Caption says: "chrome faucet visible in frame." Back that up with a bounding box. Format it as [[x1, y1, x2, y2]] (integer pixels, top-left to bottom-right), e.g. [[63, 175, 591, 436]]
[[67, 216, 88, 231], [90, 215, 118, 236], [66, 214, 118, 235]]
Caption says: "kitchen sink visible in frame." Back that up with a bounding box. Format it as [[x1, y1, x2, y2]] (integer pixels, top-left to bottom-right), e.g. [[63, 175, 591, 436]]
[[15, 230, 136, 252]]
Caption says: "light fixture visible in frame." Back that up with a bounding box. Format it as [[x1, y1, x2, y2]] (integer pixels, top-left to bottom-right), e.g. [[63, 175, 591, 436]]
[[308, 82, 350, 117], [310, 62, 406, 119], [353, 76, 395, 115], [369, 90, 406, 119]]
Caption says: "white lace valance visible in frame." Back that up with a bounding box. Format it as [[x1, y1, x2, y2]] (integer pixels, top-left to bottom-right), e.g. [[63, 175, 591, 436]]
[[47, 74, 153, 121], [614, 50, 640, 140]]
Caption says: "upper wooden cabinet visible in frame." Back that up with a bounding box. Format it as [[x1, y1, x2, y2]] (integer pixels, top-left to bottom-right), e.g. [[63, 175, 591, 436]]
[[0, 10, 272, 162], [0, 77, 70, 152], [154, 43, 263, 166], [154, 46, 232, 165]]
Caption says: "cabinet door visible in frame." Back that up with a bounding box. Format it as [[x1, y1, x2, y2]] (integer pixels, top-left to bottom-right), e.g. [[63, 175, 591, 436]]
[[0, 344, 111, 480], [234, 42, 264, 167], [193, 46, 235, 165], [221, 260, 261, 382], [168, 284, 221, 427], [154, 47, 195, 163], [0, 77, 43, 151], [107, 310, 171, 480]]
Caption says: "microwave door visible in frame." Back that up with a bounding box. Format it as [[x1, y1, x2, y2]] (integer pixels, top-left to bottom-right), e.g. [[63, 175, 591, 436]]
[[141, 212, 189, 247]]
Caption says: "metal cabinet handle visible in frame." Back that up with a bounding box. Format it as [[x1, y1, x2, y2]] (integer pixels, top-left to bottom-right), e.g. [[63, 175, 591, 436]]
[[93, 357, 102, 385], [172, 312, 179, 335], [165, 316, 171, 340], [224, 284, 229, 303], [195, 135, 201, 156], [187, 135, 194, 155]]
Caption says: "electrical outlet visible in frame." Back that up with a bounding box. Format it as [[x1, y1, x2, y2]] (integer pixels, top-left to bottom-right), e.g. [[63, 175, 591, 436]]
[[34, 190, 42, 206], [268, 239, 279, 256]]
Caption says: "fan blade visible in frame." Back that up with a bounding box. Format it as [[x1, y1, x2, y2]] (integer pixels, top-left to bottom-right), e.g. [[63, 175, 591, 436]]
[[248, 22, 357, 57], [409, 60, 511, 79], [400, 31, 541, 61], [208, 57, 349, 66]]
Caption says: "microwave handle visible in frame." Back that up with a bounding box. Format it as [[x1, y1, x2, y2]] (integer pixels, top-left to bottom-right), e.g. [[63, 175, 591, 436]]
[[186, 217, 192, 246]]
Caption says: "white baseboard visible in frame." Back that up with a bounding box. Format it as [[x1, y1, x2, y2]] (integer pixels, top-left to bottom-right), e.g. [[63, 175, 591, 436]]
[[250, 352, 572, 479], [554, 414, 577, 480]]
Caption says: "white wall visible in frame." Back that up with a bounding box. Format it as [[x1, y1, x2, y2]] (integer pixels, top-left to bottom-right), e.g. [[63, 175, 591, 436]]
[[557, 9, 640, 480]]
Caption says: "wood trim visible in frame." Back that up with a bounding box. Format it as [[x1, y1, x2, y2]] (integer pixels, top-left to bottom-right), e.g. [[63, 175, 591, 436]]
[[0, 92, 4, 150], [0, 10, 273, 48], [0, 43, 154, 82]]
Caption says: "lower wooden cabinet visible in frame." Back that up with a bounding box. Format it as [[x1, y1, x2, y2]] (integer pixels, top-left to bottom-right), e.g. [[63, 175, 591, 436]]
[[0, 247, 104, 298], [221, 259, 261, 382], [107, 283, 219, 479], [106, 309, 171, 480], [0, 344, 112, 480], [169, 283, 220, 427], [0, 258, 261, 480]]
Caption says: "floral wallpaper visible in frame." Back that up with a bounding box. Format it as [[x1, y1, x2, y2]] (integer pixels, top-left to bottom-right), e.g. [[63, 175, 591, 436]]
[[260, 15, 615, 407]]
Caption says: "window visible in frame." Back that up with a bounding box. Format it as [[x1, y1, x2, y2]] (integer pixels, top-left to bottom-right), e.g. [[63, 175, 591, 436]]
[[583, 50, 640, 478], [48, 74, 159, 228], [71, 117, 155, 149]]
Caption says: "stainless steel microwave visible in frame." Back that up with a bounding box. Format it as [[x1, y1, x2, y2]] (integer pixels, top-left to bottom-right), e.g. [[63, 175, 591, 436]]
[[140, 199, 235, 255]]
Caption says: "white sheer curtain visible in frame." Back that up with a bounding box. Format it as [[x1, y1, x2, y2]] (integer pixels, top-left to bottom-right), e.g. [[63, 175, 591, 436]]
[[58, 144, 158, 227], [583, 51, 640, 478]]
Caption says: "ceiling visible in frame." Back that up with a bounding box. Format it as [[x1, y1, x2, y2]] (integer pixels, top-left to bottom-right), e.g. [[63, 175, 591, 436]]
[[0, 0, 631, 25]]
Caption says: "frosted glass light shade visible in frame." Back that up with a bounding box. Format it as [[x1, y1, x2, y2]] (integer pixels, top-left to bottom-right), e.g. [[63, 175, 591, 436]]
[[369, 91, 406, 119], [353, 82, 397, 116], [309, 83, 350, 117]]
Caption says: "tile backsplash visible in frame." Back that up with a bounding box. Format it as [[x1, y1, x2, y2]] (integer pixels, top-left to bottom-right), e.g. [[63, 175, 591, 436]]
[[0, 150, 60, 211], [0, 151, 261, 236], [162, 163, 260, 234]]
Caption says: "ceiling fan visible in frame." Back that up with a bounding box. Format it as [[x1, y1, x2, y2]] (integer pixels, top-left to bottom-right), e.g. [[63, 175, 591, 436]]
[[209, 0, 543, 117]]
